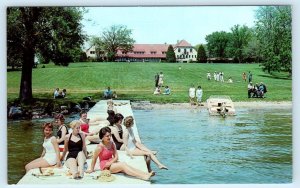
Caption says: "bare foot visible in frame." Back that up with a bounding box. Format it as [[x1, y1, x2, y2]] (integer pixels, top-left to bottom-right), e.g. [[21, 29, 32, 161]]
[[150, 171, 156, 177], [142, 171, 156, 180], [159, 165, 168, 170]]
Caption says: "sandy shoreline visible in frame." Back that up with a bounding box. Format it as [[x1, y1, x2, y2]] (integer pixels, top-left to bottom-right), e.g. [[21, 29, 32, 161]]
[[131, 101, 292, 110]]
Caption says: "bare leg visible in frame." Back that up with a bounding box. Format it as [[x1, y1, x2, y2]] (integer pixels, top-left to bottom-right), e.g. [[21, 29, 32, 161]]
[[25, 158, 51, 172], [131, 149, 168, 170], [86, 135, 100, 143], [136, 142, 157, 155], [144, 155, 152, 173], [66, 158, 78, 178], [110, 162, 154, 181], [77, 151, 86, 177]]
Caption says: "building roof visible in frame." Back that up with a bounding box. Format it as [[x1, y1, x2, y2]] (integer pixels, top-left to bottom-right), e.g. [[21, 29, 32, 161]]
[[131, 44, 169, 53], [116, 44, 170, 58], [174, 40, 192, 47]]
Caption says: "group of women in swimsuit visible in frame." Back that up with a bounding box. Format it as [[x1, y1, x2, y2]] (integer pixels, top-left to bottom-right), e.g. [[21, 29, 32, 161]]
[[25, 102, 167, 181]]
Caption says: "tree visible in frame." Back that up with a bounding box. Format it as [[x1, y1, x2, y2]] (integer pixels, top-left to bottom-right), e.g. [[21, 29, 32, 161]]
[[205, 31, 231, 58], [228, 25, 252, 63], [92, 25, 135, 62], [243, 34, 263, 63], [7, 7, 85, 102], [197, 45, 207, 63], [255, 6, 292, 74], [166, 45, 176, 62]]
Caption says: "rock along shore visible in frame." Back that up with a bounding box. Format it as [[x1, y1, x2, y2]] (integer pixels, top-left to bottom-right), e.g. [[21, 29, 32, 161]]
[[131, 101, 292, 110]]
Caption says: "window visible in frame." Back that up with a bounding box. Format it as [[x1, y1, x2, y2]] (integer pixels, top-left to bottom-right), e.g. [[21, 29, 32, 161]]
[[190, 48, 193, 52], [178, 48, 181, 52], [134, 51, 144, 54], [122, 51, 127, 54], [151, 51, 157, 54], [184, 49, 187, 54], [162, 51, 167, 54], [90, 51, 95, 54]]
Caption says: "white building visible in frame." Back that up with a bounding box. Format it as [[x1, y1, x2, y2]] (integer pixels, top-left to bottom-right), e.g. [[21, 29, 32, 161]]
[[174, 40, 198, 63], [85, 39, 198, 62], [85, 46, 97, 59]]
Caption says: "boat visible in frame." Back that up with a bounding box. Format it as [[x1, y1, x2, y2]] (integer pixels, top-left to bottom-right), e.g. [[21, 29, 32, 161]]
[[206, 95, 236, 117]]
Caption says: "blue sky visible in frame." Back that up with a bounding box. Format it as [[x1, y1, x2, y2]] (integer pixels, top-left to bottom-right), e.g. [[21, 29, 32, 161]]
[[82, 6, 258, 47]]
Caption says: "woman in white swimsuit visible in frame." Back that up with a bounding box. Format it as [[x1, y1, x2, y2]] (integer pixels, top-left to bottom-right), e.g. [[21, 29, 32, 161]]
[[122, 116, 168, 170], [25, 123, 61, 172]]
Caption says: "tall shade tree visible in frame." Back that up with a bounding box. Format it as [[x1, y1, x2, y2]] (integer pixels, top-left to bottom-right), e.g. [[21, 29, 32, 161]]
[[255, 6, 292, 74], [197, 44, 207, 63], [205, 31, 231, 58], [243, 34, 263, 63], [228, 24, 252, 63], [166, 45, 176, 62], [92, 25, 135, 62], [7, 7, 85, 102]]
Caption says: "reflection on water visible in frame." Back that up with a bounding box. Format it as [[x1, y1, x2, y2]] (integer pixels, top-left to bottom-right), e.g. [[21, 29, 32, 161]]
[[7, 107, 292, 184]]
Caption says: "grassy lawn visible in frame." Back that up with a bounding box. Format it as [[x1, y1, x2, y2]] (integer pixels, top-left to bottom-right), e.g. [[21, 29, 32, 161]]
[[7, 62, 292, 103]]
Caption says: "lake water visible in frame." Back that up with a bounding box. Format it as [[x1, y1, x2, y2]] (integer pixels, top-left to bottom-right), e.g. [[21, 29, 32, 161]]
[[7, 107, 292, 184]]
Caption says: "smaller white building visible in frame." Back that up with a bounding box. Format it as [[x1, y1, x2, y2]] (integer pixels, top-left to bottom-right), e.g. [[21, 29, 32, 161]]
[[174, 40, 197, 63], [86, 46, 97, 59]]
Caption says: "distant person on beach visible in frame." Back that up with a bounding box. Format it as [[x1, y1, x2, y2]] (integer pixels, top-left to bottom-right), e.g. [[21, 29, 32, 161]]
[[247, 82, 254, 98], [54, 88, 59, 99], [260, 82, 267, 97], [251, 83, 260, 98], [207, 72, 211, 80], [158, 72, 164, 86], [154, 73, 159, 87], [62, 89, 67, 98], [122, 116, 168, 170], [189, 85, 196, 105], [54, 114, 69, 147], [213, 71, 217, 81], [153, 86, 161, 95], [25, 123, 61, 172], [242, 72, 246, 82], [112, 91, 117, 99], [61, 120, 88, 179], [228, 77, 233, 83], [163, 86, 171, 95], [248, 71, 253, 83], [107, 99, 118, 114], [85, 126, 155, 181], [220, 72, 224, 82], [8, 101, 22, 119], [103, 87, 113, 99], [196, 86, 203, 106]]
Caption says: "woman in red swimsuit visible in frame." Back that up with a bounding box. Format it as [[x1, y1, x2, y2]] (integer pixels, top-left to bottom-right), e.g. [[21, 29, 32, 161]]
[[86, 127, 155, 181]]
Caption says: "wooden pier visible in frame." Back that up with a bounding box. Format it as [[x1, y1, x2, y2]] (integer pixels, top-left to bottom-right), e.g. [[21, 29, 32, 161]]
[[18, 100, 150, 184]]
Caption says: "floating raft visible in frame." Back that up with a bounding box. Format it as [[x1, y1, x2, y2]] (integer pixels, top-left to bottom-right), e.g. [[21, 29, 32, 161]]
[[18, 100, 150, 184]]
